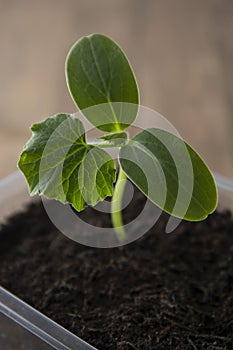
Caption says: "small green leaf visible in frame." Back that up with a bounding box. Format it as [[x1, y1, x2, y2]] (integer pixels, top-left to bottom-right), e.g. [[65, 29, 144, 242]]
[[18, 114, 116, 211], [98, 131, 128, 147], [119, 128, 218, 221], [99, 131, 128, 142], [66, 34, 139, 132], [73, 146, 116, 208]]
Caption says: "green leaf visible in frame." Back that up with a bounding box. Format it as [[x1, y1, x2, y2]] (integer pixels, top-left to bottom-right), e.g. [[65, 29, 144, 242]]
[[119, 128, 218, 221], [98, 131, 128, 147], [99, 131, 128, 142], [66, 34, 139, 132], [18, 114, 116, 211]]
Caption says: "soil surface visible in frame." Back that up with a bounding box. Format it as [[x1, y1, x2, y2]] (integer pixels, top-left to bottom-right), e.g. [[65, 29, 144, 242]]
[[0, 190, 233, 350]]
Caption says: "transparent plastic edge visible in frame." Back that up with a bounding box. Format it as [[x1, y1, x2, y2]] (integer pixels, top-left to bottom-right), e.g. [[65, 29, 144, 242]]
[[1, 169, 232, 201], [0, 286, 97, 350], [213, 172, 233, 193]]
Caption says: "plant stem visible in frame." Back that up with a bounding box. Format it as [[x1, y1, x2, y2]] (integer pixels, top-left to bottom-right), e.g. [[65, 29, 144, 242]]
[[111, 166, 127, 242]]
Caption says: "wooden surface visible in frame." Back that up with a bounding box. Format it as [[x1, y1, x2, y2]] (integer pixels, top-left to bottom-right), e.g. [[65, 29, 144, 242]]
[[0, 0, 232, 179]]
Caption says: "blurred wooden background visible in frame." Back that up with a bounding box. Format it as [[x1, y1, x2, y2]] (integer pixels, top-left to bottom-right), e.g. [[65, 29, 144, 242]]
[[0, 0, 232, 179]]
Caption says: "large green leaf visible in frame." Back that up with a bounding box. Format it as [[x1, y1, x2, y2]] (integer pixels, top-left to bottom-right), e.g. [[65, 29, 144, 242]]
[[18, 114, 116, 211], [66, 34, 139, 132], [119, 128, 218, 221]]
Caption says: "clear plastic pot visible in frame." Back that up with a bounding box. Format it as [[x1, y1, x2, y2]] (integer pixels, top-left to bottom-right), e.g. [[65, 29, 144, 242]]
[[0, 170, 233, 349], [0, 171, 97, 349]]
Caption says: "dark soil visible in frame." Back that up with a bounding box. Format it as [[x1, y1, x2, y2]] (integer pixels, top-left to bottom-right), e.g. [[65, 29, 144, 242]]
[[0, 189, 233, 350]]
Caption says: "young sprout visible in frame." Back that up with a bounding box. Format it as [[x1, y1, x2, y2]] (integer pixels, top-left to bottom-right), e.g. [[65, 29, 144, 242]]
[[18, 34, 218, 241]]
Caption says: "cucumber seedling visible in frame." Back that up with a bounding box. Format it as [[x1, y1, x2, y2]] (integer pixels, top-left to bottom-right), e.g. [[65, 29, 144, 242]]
[[18, 34, 218, 241]]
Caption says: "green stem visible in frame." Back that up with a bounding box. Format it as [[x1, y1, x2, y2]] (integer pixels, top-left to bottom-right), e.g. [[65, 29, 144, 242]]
[[111, 166, 127, 242]]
